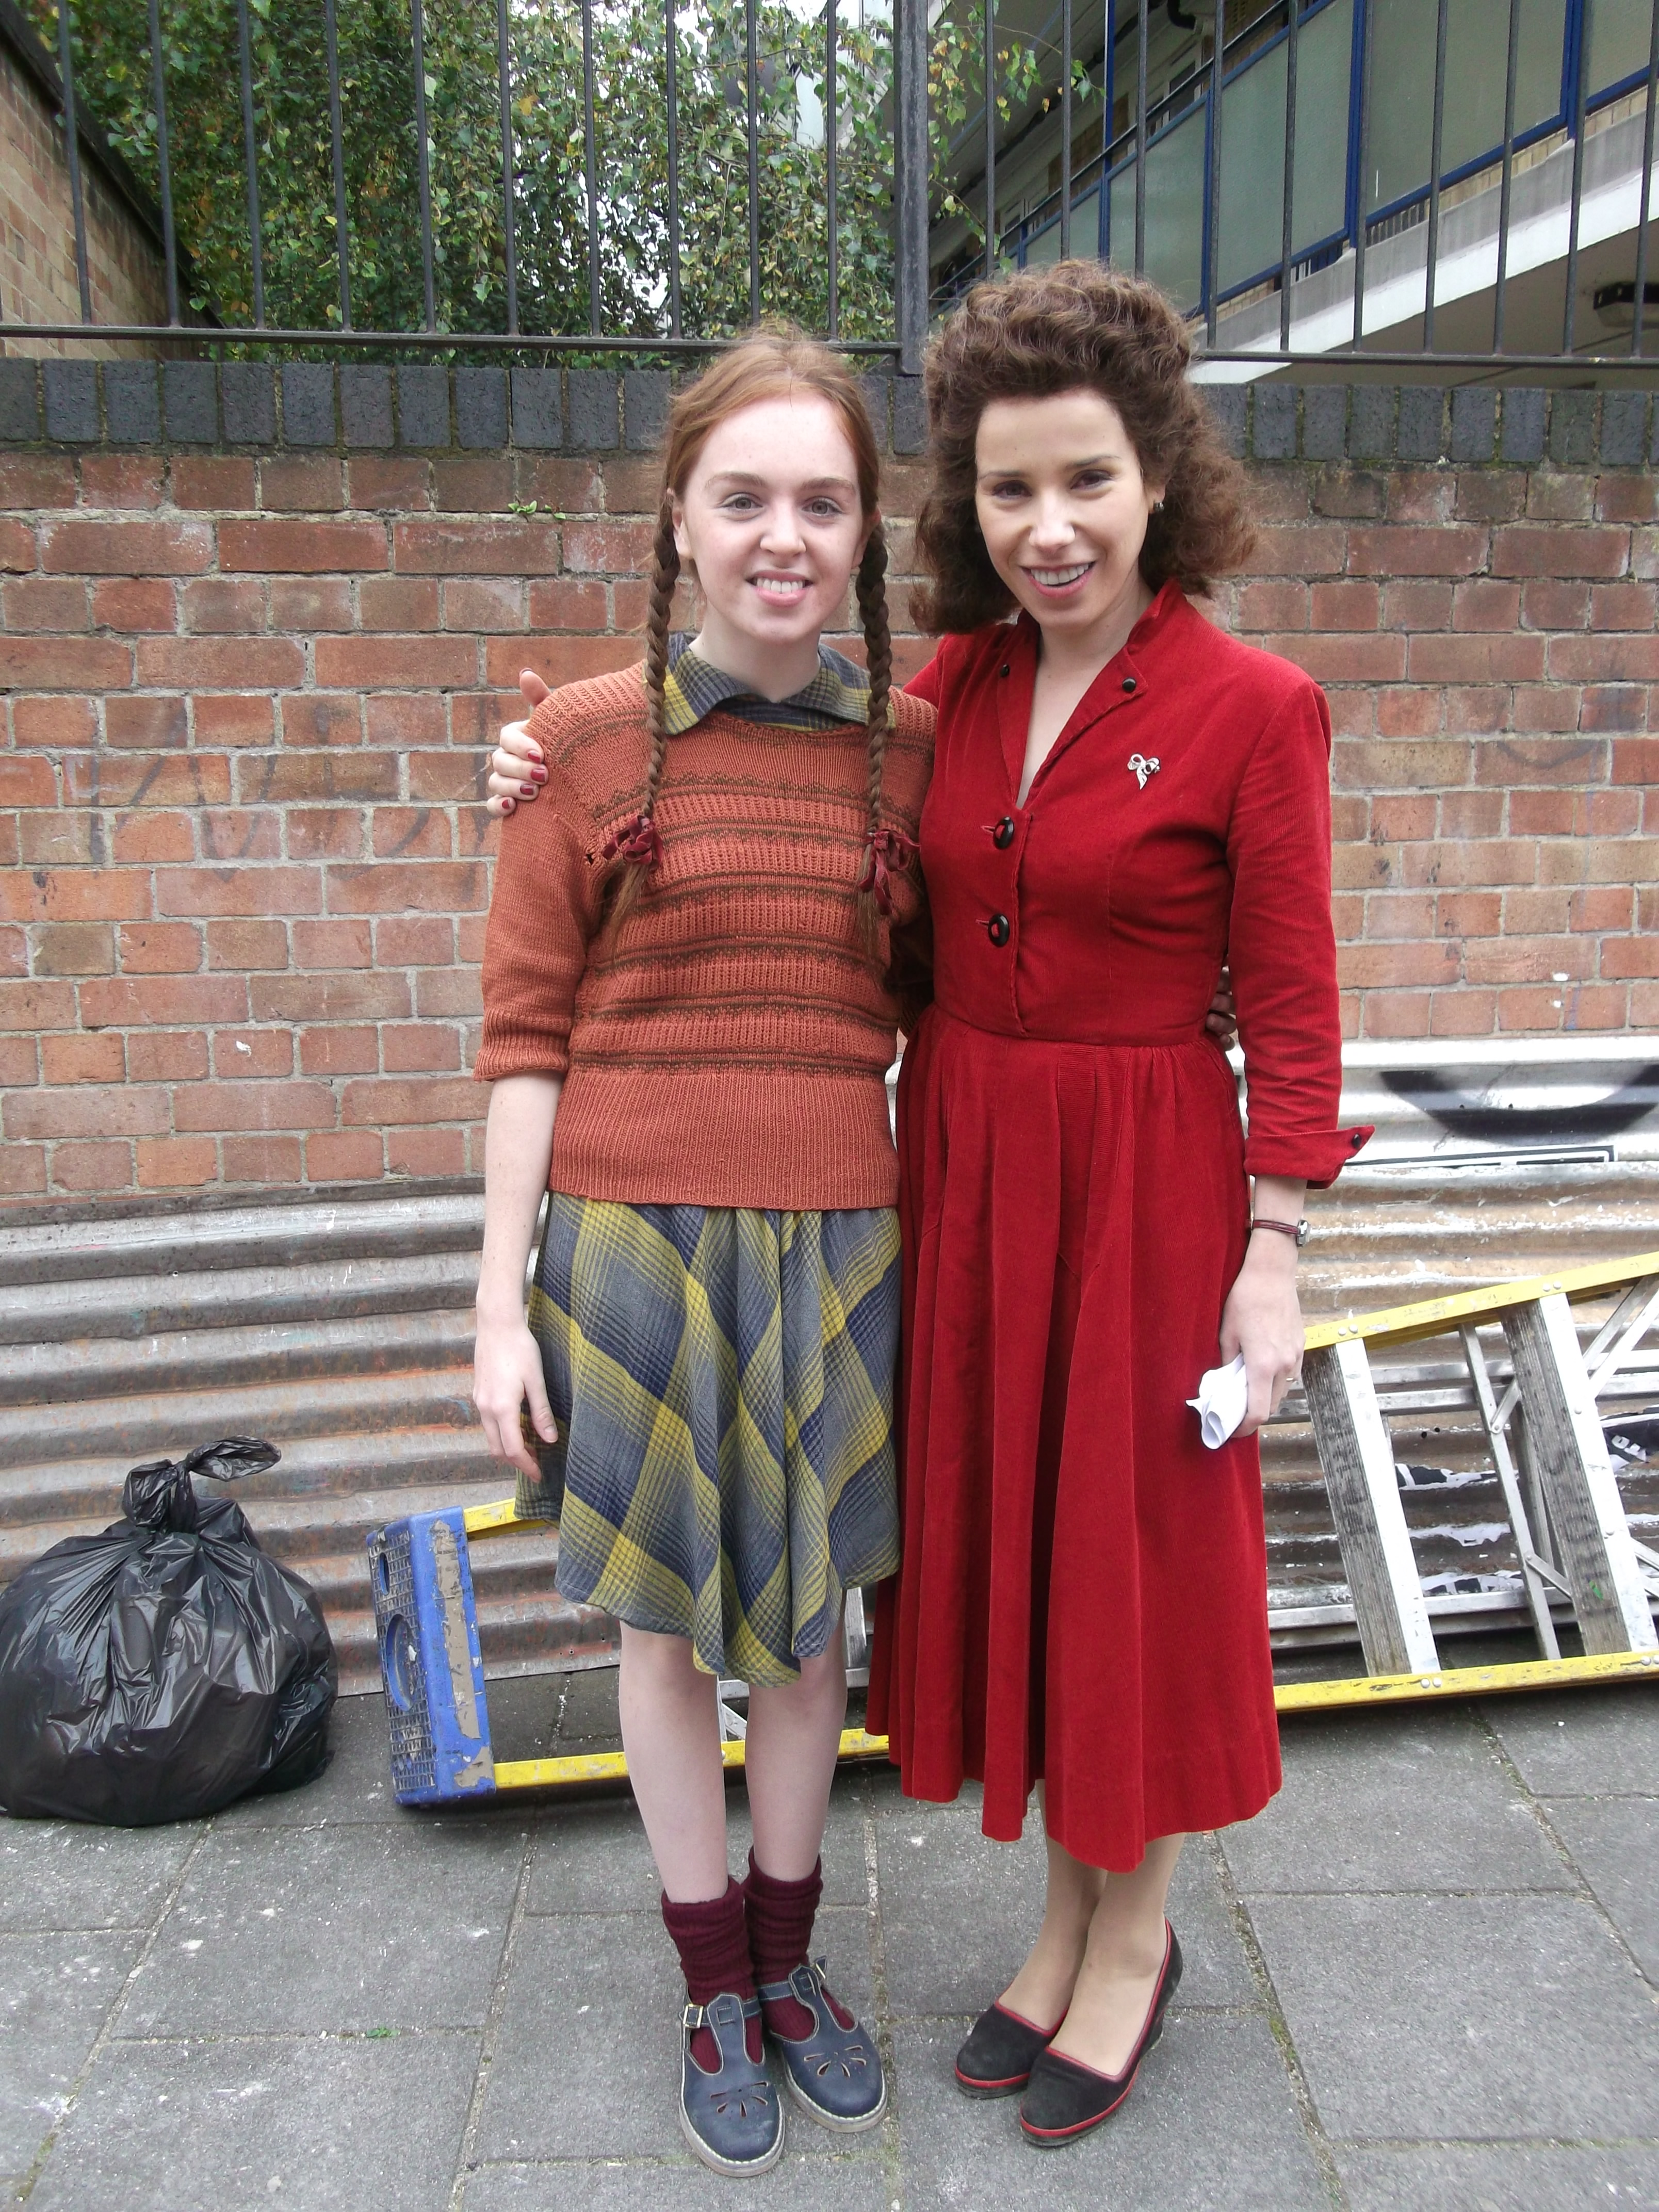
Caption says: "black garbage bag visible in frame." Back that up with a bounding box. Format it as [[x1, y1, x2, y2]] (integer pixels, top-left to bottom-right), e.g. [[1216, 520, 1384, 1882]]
[[0, 1438, 336, 1825]]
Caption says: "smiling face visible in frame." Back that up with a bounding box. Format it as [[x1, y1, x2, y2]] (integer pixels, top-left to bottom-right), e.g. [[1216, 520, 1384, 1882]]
[[673, 392, 873, 696], [973, 387, 1164, 650]]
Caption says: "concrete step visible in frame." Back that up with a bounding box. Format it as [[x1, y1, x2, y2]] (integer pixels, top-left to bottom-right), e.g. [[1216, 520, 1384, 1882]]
[[0, 1307, 476, 1411]]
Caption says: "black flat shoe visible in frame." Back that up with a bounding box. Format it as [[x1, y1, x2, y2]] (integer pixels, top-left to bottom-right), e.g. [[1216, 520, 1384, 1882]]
[[1018, 1924, 1183, 2147], [954, 1999, 1059, 2098]]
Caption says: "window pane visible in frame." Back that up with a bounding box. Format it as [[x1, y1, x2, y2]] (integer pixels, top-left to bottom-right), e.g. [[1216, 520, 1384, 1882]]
[[1144, 103, 1207, 307], [1292, 0, 1355, 252], [1587, 0, 1653, 95], [1367, 0, 1567, 213], [1218, 38, 1288, 292]]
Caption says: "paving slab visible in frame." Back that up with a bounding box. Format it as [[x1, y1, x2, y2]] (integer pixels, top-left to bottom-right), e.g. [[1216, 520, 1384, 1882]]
[[27, 2031, 478, 2212], [1247, 1890, 1659, 2140], [1543, 1793, 1659, 1980], [1223, 1709, 1570, 1894], [1335, 2140, 1659, 2210], [462, 2151, 890, 2210], [0, 1818, 198, 1932], [891, 2011, 1328, 2210], [876, 1801, 1047, 2019], [118, 1819, 527, 2038], [214, 1695, 400, 1829], [1482, 1687, 1659, 1796], [0, 1930, 138, 2171]]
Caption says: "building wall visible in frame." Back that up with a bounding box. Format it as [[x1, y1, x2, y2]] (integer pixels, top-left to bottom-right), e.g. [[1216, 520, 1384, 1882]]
[[0, 29, 170, 354], [0, 362, 1654, 1205]]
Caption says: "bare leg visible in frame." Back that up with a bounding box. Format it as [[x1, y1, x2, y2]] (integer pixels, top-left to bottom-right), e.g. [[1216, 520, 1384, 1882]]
[[1047, 1832, 1185, 2076], [617, 1622, 728, 1902], [997, 1801, 1107, 2032], [744, 1629, 848, 1879]]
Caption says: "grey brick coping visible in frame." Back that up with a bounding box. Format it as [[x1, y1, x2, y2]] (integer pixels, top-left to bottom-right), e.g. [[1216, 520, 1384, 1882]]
[[0, 359, 1655, 464]]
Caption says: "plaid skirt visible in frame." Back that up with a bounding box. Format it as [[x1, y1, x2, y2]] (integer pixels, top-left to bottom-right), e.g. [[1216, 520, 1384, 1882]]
[[525, 1194, 901, 1686]]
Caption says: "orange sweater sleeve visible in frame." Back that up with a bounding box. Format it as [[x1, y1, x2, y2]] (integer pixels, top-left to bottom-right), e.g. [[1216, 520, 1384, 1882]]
[[474, 757, 603, 1083]]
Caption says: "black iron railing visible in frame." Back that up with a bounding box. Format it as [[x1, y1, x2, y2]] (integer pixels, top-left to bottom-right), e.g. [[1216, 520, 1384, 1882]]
[[7, 0, 1659, 374]]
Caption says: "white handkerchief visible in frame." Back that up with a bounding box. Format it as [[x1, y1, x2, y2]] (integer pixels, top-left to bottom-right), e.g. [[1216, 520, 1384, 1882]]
[[1188, 1353, 1248, 1450]]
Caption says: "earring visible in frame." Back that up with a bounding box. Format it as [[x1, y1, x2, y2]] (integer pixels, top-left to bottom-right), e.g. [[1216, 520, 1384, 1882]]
[[1152, 498, 1165, 513]]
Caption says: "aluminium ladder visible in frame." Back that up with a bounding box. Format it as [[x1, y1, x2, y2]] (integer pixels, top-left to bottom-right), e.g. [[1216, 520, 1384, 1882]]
[[367, 1251, 1659, 1801]]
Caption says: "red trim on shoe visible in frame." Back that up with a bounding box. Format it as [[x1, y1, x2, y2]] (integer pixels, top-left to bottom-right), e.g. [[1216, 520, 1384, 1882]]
[[1016, 1922, 1177, 2143]]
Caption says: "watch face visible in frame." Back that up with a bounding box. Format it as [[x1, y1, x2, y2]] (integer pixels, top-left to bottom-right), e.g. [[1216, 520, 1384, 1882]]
[[1296, 1219, 1310, 1247]]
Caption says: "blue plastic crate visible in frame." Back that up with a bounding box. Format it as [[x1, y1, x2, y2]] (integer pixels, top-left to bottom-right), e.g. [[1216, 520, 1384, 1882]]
[[366, 1508, 497, 1805]]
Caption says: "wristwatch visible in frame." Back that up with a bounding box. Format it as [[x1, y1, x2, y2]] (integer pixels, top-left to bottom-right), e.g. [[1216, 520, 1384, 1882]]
[[1252, 1216, 1309, 1247]]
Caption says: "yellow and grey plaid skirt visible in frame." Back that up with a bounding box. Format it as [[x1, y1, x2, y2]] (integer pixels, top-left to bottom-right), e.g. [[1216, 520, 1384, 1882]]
[[525, 1194, 901, 1685]]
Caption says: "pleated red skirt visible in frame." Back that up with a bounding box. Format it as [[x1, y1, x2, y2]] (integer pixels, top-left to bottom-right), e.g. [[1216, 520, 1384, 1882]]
[[867, 1005, 1283, 1871]]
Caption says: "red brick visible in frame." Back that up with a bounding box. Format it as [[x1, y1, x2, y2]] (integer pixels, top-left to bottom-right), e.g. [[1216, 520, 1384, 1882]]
[[1428, 990, 1498, 1035], [413, 967, 482, 1018], [42, 517, 213, 576], [324, 860, 487, 916], [1508, 791, 1583, 836], [1568, 886, 1636, 931], [0, 758, 58, 807], [1519, 578, 1590, 630], [30, 922, 113, 975], [1375, 688, 1443, 738], [280, 694, 364, 747], [92, 577, 176, 633], [524, 457, 605, 510], [0, 925, 23, 978], [1364, 892, 1437, 940], [137, 638, 304, 688], [1465, 936, 1591, 985], [1510, 687, 1584, 734], [199, 810, 283, 863], [156, 866, 321, 918], [19, 815, 94, 867], [172, 1079, 337, 1132], [41, 1032, 125, 1083], [0, 454, 75, 506], [219, 518, 388, 574], [511, 637, 643, 687], [222, 1134, 303, 1182], [259, 456, 345, 512], [193, 695, 278, 747], [213, 1028, 294, 1078], [105, 695, 188, 749], [128, 1031, 209, 1081], [0, 1035, 40, 1085], [306, 1129, 385, 1181], [0, 638, 132, 691], [1358, 990, 1432, 1037], [287, 809, 366, 860], [205, 919, 289, 970], [1611, 737, 1659, 784], [62, 754, 231, 809], [250, 972, 410, 1021], [434, 458, 515, 512], [1339, 940, 1461, 987], [1472, 737, 1605, 787], [80, 453, 164, 508], [1434, 890, 1502, 936], [7, 1084, 168, 1138], [394, 518, 562, 574], [270, 577, 354, 631], [377, 916, 454, 965], [1369, 794, 1437, 840], [1263, 632, 1406, 682], [445, 578, 527, 631], [0, 979, 77, 1030], [1332, 739, 1471, 790], [1597, 475, 1659, 522], [118, 922, 203, 973], [181, 578, 267, 633], [299, 1026, 378, 1075], [359, 577, 442, 630], [1525, 474, 1595, 522], [1588, 581, 1657, 629], [1408, 633, 1548, 681], [234, 753, 399, 804], [137, 1136, 220, 1189], [1, 869, 151, 924], [1441, 687, 1510, 735], [371, 808, 453, 861], [1345, 525, 1485, 576], [612, 578, 649, 629], [1579, 686, 1647, 733], [172, 456, 257, 510], [383, 1022, 461, 1072], [292, 919, 373, 969], [1379, 580, 1451, 630], [1451, 579, 1521, 631], [1489, 524, 1629, 577], [349, 458, 430, 511], [387, 1127, 468, 1176], [1547, 633, 1659, 681], [79, 974, 249, 1028], [4, 577, 89, 629], [0, 518, 37, 573], [525, 578, 609, 631], [1384, 470, 1454, 524], [364, 696, 447, 749], [313, 637, 475, 689], [339, 1075, 481, 1125], [1400, 838, 1536, 887], [50, 1141, 134, 1192]]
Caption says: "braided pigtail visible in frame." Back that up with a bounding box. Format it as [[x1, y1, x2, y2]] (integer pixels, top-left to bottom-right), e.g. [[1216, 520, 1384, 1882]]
[[852, 525, 910, 950], [606, 489, 678, 930]]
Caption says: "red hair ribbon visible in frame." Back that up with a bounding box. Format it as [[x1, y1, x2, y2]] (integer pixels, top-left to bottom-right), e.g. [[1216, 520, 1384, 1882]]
[[600, 811, 663, 870], [858, 826, 918, 917]]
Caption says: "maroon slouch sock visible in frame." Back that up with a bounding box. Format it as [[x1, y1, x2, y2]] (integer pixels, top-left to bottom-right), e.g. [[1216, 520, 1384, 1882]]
[[746, 1850, 854, 2040], [661, 1878, 762, 2067]]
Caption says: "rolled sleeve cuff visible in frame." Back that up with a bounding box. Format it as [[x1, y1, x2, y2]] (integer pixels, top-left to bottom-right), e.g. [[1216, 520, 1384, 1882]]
[[471, 1038, 571, 1084], [1244, 1123, 1374, 1191]]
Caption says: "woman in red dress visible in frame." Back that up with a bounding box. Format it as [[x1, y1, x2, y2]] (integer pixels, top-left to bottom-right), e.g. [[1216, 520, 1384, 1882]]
[[866, 264, 1369, 2145]]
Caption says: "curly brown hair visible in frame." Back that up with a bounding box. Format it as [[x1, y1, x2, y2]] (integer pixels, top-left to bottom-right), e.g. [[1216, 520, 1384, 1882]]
[[912, 262, 1256, 635]]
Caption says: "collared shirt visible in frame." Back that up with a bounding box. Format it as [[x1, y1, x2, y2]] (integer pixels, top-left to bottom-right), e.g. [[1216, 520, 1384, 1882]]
[[662, 632, 872, 736]]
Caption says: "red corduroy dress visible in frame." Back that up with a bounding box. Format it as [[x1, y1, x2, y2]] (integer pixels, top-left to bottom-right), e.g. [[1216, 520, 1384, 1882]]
[[867, 581, 1370, 1871]]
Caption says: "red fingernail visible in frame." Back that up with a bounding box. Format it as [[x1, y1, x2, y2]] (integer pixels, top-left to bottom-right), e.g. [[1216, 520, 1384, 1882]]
[[501, 796, 515, 814], [530, 766, 547, 782], [529, 744, 543, 762], [519, 782, 536, 796]]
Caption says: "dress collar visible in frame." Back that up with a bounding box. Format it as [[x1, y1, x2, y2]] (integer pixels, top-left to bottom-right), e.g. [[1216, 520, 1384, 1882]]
[[661, 633, 873, 736]]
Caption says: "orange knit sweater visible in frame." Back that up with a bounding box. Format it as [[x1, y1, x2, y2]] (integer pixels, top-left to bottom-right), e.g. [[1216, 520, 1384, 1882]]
[[475, 664, 937, 1210]]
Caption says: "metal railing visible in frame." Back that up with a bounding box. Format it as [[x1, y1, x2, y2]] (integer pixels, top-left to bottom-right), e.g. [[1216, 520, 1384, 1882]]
[[8, 0, 1659, 373]]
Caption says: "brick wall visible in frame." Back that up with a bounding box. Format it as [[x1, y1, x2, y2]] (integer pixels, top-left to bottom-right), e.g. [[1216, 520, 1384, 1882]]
[[0, 361, 1655, 1206], [0, 24, 170, 354]]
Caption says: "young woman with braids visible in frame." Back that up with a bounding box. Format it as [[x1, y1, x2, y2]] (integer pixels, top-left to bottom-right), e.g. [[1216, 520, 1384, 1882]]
[[469, 333, 932, 2177]]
